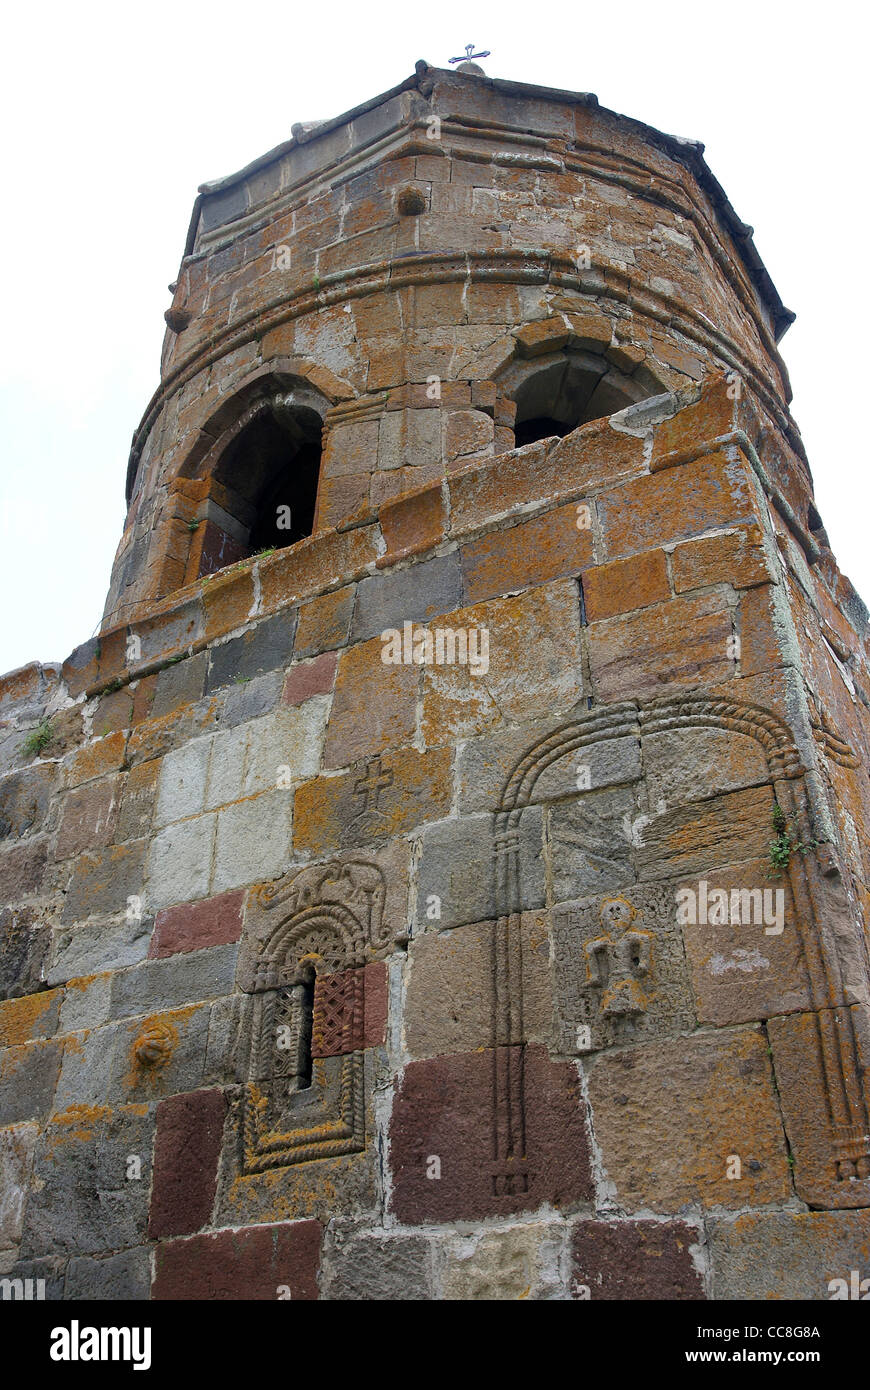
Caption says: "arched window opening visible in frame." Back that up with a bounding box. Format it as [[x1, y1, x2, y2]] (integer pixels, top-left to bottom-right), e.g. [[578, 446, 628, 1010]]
[[211, 393, 324, 564], [184, 381, 330, 582], [510, 356, 652, 449]]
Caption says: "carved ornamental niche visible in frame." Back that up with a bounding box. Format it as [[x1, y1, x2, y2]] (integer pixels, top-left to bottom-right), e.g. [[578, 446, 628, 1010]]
[[238, 859, 392, 1173], [491, 694, 870, 1202]]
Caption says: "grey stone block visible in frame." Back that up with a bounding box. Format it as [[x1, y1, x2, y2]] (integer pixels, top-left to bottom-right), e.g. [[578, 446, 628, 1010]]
[[351, 553, 463, 643], [61, 839, 148, 924], [709, 1209, 870, 1300], [212, 788, 294, 893], [154, 736, 211, 827], [20, 1103, 155, 1258], [152, 651, 208, 718], [54, 1023, 124, 1111], [203, 995, 249, 1085], [321, 1230, 434, 1300], [219, 670, 283, 727], [0, 836, 49, 904], [549, 785, 637, 903], [0, 1122, 39, 1265], [0, 906, 51, 999], [0, 764, 57, 842], [48, 913, 152, 985], [0, 1040, 63, 1124], [65, 1247, 152, 1301], [59, 972, 113, 1033], [206, 609, 298, 692], [415, 808, 545, 931], [108, 944, 239, 1020], [145, 815, 216, 911], [200, 182, 249, 233], [107, 1003, 212, 1102]]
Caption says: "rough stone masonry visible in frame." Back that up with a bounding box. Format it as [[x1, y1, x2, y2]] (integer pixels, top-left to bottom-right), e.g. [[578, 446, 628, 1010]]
[[1, 59, 869, 1301]]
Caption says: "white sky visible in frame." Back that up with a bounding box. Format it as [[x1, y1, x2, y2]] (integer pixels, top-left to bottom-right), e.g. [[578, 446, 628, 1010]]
[[1, 0, 867, 675]]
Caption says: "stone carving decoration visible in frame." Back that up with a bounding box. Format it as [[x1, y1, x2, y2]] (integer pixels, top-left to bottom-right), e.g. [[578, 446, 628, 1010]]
[[491, 692, 870, 1202], [239, 859, 388, 1173]]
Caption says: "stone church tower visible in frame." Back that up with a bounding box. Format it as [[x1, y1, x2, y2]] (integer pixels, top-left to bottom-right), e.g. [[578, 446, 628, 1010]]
[[1, 60, 869, 1301]]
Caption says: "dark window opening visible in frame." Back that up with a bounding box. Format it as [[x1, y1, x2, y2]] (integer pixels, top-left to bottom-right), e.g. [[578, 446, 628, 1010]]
[[292, 973, 315, 1092], [514, 415, 573, 448], [509, 356, 655, 450], [197, 393, 325, 579]]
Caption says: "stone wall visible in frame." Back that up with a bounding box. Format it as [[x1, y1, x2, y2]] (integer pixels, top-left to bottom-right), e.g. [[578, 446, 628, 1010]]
[[2, 368, 869, 1299]]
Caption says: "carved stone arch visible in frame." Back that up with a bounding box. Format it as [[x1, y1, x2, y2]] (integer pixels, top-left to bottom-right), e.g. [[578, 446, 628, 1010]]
[[489, 693, 870, 1199], [167, 359, 357, 587], [494, 319, 670, 449]]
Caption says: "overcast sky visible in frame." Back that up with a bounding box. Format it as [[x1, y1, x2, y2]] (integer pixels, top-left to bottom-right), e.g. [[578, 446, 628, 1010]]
[[1, 0, 867, 676]]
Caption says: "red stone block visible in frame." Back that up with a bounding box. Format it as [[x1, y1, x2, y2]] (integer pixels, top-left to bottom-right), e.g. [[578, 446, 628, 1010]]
[[389, 1044, 593, 1224], [152, 1219, 322, 1300], [149, 1089, 227, 1239], [363, 961, 388, 1048], [150, 891, 245, 958], [572, 1220, 705, 1299], [281, 651, 338, 707]]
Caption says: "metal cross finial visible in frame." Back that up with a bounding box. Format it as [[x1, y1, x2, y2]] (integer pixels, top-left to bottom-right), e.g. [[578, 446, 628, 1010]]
[[450, 43, 490, 64]]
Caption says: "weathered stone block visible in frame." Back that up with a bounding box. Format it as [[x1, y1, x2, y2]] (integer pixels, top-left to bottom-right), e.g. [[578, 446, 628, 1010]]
[[293, 585, 356, 657], [0, 989, 62, 1046], [61, 839, 148, 924], [65, 1247, 152, 1300], [351, 553, 463, 643], [571, 1219, 705, 1299], [708, 1209, 870, 1300], [549, 785, 637, 902], [294, 748, 452, 854], [389, 1045, 593, 1224], [48, 914, 152, 985], [151, 890, 244, 958], [415, 810, 545, 931], [586, 1028, 790, 1211], [145, 816, 215, 911], [422, 583, 583, 745], [205, 608, 298, 691], [281, 651, 338, 706], [583, 549, 670, 621], [320, 1229, 434, 1300], [323, 636, 418, 769], [405, 915, 553, 1059], [152, 650, 209, 717], [0, 1040, 62, 1124], [56, 775, 121, 859], [439, 1223, 565, 1300], [20, 1103, 155, 1258], [212, 788, 294, 893], [0, 1121, 39, 1267], [634, 784, 775, 881], [151, 1219, 321, 1300], [0, 906, 51, 999], [460, 504, 593, 604], [0, 764, 56, 842], [588, 590, 735, 702], [149, 1088, 227, 1238], [108, 944, 239, 1020]]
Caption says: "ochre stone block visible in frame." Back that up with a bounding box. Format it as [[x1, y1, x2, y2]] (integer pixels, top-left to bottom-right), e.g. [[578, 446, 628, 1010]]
[[586, 1028, 790, 1212], [379, 486, 446, 563], [148, 1089, 227, 1239], [323, 637, 418, 768], [583, 549, 670, 621], [597, 452, 759, 561], [460, 504, 594, 604], [422, 582, 583, 745], [294, 586, 356, 657], [63, 732, 127, 789], [294, 747, 452, 855], [587, 590, 735, 702], [258, 526, 380, 614], [672, 524, 772, 593], [152, 1218, 322, 1299]]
